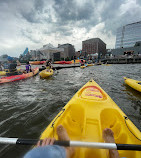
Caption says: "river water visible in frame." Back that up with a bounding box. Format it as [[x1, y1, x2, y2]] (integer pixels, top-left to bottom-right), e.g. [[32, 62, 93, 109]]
[[0, 64, 140, 158]]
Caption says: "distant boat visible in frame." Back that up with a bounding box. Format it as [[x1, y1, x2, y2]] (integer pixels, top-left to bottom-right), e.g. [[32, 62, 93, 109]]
[[71, 59, 85, 64], [29, 61, 41, 65], [54, 61, 72, 64], [40, 61, 46, 64]]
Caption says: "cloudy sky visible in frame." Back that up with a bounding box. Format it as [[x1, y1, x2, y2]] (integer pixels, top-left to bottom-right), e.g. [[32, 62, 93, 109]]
[[0, 0, 141, 57]]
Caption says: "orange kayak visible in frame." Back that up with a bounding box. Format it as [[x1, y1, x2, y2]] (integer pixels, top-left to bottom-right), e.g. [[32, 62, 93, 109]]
[[29, 61, 41, 65]]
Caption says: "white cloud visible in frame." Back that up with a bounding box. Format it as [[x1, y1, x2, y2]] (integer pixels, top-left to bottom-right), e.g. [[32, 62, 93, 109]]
[[120, 0, 141, 15]]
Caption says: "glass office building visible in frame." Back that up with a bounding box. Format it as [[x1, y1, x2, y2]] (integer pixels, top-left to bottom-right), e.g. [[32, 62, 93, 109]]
[[115, 21, 141, 48]]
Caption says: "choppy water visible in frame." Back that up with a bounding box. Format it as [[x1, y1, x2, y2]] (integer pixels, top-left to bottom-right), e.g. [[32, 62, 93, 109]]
[[0, 64, 141, 158]]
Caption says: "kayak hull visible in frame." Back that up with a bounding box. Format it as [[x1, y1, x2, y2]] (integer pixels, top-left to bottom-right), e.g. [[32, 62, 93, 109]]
[[87, 64, 94, 66], [40, 61, 46, 64], [29, 61, 41, 65], [54, 61, 72, 64], [80, 66, 86, 69], [0, 67, 39, 84], [40, 80, 141, 158], [71, 60, 86, 64], [39, 69, 53, 78], [124, 77, 141, 92]]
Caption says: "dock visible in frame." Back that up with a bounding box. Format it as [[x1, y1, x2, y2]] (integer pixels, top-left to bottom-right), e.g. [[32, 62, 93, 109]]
[[102, 56, 141, 64], [39, 64, 80, 71]]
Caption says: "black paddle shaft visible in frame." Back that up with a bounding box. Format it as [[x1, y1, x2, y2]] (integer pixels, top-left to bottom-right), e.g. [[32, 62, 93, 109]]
[[117, 144, 141, 151]]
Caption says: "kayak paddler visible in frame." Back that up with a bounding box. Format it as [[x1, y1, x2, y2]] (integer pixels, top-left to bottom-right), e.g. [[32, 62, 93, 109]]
[[80, 59, 85, 66], [25, 61, 32, 73], [45, 59, 53, 69], [24, 125, 120, 158], [4, 56, 21, 76]]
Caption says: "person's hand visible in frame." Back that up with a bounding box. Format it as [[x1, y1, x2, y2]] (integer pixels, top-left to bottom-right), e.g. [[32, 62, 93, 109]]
[[37, 138, 56, 147]]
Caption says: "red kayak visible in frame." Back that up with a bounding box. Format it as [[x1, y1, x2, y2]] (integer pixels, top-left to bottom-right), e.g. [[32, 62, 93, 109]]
[[65, 61, 72, 64], [0, 67, 39, 84], [40, 61, 46, 64], [54, 61, 72, 64]]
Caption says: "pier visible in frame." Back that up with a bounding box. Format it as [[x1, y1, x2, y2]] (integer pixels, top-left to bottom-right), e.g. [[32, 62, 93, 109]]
[[102, 56, 141, 64], [39, 64, 80, 71]]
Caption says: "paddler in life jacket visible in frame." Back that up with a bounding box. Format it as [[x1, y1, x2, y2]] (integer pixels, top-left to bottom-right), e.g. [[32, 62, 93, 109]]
[[25, 61, 32, 73], [45, 59, 53, 71], [80, 59, 84, 66], [4, 56, 20, 76]]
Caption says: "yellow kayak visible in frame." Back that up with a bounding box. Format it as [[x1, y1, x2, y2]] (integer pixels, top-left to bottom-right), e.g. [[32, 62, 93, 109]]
[[40, 79, 141, 158], [124, 77, 141, 92], [39, 69, 53, 78], [0, 69, 22, 76], [0, 71, 6, 76], [80, 66, 86, 69], [87, 64, 94, 67]]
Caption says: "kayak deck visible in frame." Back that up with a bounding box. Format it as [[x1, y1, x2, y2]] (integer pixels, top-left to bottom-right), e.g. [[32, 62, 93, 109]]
[[41, 80, 141, 158]]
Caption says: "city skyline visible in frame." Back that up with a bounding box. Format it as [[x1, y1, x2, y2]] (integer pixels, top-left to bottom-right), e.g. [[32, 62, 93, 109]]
[[0, 0, 141, 57]]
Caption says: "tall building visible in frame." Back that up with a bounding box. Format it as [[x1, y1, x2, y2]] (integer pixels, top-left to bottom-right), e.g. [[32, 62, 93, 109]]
[[115, 21, 141, 48], [82, 38, 106, 56], [58, 43, 75, 59]]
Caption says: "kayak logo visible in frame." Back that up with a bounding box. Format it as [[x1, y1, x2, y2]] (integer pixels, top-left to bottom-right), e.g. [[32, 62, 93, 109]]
[[85, 93, 103, 98], [84, 86, 103, 98]]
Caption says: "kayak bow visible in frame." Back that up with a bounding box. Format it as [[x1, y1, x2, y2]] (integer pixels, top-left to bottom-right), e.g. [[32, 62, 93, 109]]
[[40, 79, 141, 158], [124, 77, 141, 92]]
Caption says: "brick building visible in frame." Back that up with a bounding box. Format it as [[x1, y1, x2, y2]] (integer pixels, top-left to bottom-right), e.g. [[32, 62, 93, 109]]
[[82, 38, 106, 57]]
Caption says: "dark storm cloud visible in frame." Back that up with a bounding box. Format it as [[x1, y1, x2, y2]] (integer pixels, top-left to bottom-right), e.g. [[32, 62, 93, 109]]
[[99, 0, 124, 33], [52, 0, 100, 34], [53, 0, 94, 21], [137, 0, 141, 5], [19, 0, 45, 23], [34, 0, 44, 12]]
